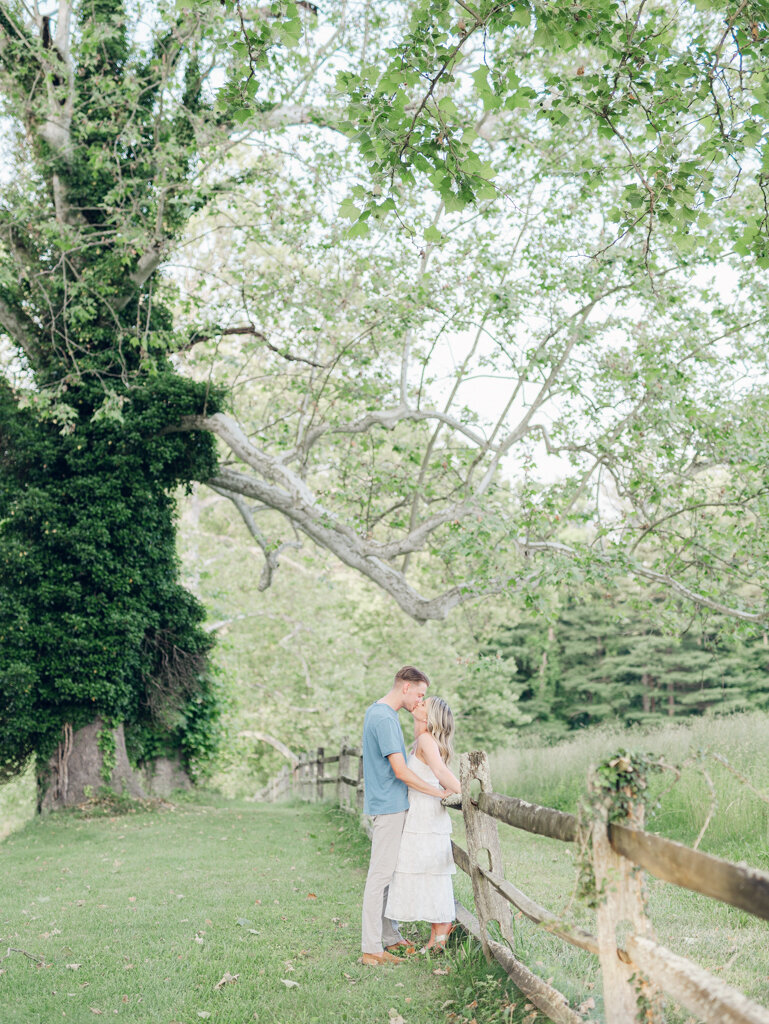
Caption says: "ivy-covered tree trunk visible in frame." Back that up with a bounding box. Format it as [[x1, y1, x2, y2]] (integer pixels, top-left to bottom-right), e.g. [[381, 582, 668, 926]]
[[0, 1, 226, 805]]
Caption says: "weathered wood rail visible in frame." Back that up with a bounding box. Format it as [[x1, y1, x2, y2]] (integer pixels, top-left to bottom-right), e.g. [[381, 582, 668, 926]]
[[253, 744, 769, 1024]]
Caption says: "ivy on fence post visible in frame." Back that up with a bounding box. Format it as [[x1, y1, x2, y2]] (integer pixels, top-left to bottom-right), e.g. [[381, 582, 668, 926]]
[[589, 752, 662, 1024], [459, 750, 514, 960]]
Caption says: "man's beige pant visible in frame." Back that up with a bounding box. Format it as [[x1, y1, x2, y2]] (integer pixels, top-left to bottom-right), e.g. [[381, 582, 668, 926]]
[[361, 810, 407, 953]]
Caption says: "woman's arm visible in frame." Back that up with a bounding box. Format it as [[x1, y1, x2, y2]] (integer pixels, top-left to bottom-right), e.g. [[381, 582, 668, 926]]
[[417, 735, 460, 794]]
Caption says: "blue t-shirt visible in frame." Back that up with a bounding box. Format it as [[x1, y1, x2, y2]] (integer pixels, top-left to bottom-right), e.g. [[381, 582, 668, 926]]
[[362, 702, 408, 815]]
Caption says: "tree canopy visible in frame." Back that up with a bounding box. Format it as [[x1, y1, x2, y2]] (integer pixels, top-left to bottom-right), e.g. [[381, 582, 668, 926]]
[[0, 0, 768, 786]]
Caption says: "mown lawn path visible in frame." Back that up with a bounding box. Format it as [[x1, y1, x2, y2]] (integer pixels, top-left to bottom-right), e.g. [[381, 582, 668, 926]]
[[1, 798, 452, 1024]]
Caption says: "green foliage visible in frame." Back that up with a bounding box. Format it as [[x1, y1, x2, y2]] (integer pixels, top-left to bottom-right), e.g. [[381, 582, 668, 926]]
[[96, 722, 118, 784], [481, 591, 769, 742], [590, 748, 665, 823], [0, 372, 225, 778], [329, 1, 769, 263], [0, 0, 248, 783], [453, 652, 532, 750]]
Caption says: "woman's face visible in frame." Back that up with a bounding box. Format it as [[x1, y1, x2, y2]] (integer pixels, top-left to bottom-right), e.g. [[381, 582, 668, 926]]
[[412, 702, 428, 731]]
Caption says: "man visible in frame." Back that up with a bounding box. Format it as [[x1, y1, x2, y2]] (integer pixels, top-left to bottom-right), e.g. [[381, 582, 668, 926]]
[[360, 665, 449, 966]]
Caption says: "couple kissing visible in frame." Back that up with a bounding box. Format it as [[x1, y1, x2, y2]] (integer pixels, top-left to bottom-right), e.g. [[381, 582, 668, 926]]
[[360, 665, 460, 965]]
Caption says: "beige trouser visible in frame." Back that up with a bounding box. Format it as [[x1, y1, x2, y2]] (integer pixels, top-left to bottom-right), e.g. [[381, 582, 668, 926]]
[[361, 810, 407, 953]]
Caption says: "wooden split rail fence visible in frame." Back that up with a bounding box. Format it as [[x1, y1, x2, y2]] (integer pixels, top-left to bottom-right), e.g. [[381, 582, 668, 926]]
[[254, 744, 769, 1024]]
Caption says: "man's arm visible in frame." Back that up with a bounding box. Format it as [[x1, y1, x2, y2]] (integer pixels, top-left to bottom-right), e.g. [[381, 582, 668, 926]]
[[416, 735, 460, 794], [387, 752, 450, 798]]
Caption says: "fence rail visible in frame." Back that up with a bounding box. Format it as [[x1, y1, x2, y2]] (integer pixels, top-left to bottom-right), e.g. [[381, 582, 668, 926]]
[[253, 742, 769, 1024]]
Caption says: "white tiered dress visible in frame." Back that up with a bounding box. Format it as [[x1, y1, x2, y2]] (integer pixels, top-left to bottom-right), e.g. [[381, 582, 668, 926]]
[[385, 754, 456, 923]]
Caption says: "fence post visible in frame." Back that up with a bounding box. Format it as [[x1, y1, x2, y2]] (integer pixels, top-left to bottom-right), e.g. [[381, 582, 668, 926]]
[[460, 750, 514, 959], [299, 752, 308, 801], [316, 747, 325, 802], [336, 745, 345, 807], [590, 762, 661, 1024], [356, 749, 365, 812]]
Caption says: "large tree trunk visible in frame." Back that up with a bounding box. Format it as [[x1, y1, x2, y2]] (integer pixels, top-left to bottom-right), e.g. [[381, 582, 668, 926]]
[[38, 719, 147, 811]]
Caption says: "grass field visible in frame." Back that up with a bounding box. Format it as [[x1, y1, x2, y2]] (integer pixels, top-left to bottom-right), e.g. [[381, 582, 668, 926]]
[[0, 794, 534, 1024], [3, 711, 769, 1024], [471, 710, 769, 1021]]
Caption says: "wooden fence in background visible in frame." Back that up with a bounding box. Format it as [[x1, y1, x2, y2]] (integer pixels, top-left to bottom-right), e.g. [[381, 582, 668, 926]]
[[253, 744, 769, 1024]]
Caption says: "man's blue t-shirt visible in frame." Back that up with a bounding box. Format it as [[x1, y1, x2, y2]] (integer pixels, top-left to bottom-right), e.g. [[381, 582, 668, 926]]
[[362, 702, 408, 815]]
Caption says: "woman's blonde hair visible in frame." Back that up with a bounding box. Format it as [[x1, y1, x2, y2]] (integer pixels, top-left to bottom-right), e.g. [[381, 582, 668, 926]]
[[425, 696, 454, 765]]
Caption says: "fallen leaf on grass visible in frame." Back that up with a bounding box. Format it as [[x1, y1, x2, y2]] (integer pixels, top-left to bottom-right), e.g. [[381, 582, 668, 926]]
[[387, 1011, 406, 1024], [236, 918, 254, 928], [280, 979, 299, 989], [123, 964, 134, 970], [214, 972, 239, 990], [432, 968, 449, 975], [66, 964, 81, 970], [197, 1013, 211, 1020], [89, 1008, 103, 1015], [306, 893, 317, 899]]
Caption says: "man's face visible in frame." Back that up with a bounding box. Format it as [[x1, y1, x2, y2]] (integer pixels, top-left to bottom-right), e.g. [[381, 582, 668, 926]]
[[403, 682, 427, 712]]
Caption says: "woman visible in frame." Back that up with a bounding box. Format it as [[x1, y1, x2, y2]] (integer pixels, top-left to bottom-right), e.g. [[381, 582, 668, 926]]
[[385, 695, 461, 951]]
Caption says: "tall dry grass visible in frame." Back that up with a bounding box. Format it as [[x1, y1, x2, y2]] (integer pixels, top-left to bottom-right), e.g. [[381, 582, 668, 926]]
[[487, 711, 769, 858]]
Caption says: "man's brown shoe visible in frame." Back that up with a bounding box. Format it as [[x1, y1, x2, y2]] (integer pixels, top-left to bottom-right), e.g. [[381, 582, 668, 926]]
[[386, 941, 416, 956], [360, 951, 403, 966]]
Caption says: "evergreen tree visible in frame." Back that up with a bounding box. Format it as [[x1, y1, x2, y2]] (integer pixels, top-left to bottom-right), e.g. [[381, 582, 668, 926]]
[[481, 592, 769, 742]]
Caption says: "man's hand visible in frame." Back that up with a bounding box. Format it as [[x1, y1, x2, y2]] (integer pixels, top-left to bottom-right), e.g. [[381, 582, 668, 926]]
[[387, 752, 452, 799]]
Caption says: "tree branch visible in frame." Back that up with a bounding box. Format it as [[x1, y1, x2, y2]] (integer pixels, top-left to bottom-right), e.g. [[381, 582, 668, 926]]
[[209, 483, 301, 590], [0, 294, 42, 364], [522, 541, 765, 623]]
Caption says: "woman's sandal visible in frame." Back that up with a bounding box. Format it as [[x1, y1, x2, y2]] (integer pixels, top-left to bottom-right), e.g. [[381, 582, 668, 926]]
[[432, 925, 455, 952], [421, 925, 455, 954]]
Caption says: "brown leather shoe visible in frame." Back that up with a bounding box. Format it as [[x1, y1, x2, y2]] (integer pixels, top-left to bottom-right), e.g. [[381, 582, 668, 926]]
[[386, 941, 416, 955], [360, 951, 404, 966]]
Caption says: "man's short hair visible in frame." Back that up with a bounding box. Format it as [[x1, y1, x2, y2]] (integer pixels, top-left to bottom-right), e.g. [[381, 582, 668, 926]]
[[394, 665, 430, 687]]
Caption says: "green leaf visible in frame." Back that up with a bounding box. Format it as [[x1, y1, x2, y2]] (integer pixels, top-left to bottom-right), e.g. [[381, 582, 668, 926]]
[[338, 198, 360, 221]]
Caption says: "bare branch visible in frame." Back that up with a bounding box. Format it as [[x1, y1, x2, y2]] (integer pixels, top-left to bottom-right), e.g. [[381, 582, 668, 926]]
[[238, 730, 298, 765], [522, 541, 765, 623], [186, 323, 326, 368], [209, 483, 301, 591]]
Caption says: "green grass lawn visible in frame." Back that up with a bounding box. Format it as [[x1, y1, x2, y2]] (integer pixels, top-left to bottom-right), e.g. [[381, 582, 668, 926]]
[[0, 796, 471, 1024], [5, 712, 769, 1024]]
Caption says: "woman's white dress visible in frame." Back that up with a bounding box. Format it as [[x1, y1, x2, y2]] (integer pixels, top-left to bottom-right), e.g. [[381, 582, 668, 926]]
[[385, 754, 456, 923]]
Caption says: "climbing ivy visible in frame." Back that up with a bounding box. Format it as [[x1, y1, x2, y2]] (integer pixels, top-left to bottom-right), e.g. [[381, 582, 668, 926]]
[[0, 372, 226, 779]]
